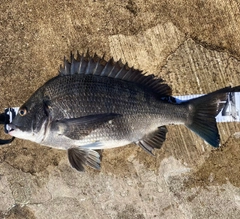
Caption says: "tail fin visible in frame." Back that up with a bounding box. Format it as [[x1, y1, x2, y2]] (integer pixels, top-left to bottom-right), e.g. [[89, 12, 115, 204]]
[[184, 86, 240, 147]]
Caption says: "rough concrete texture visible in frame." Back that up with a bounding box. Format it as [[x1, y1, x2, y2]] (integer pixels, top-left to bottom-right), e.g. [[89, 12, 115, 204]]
[[0, 0, 240, 218]]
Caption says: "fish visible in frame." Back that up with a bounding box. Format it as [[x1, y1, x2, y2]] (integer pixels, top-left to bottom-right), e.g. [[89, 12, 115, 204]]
[[8, 52, 240, 171]]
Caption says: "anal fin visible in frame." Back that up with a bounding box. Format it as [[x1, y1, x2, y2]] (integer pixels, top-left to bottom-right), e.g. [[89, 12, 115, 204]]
[[67, 148, 101, 172], [137, 126, 168, 155]]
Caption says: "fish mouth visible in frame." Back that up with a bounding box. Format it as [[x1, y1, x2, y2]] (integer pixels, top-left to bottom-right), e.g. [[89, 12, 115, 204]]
[[7, 124, 17, 135]]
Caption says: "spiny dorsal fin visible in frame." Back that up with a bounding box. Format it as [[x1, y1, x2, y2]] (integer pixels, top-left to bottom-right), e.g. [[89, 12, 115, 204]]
[[59, 52, 172, 97]]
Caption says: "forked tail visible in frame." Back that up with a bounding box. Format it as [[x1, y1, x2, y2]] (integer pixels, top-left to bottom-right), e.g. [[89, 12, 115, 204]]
[[184, 86, 240, 147]]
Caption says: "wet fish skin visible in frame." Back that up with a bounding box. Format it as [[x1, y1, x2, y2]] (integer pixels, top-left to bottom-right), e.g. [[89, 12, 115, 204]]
[[8, 53, 240, 171]]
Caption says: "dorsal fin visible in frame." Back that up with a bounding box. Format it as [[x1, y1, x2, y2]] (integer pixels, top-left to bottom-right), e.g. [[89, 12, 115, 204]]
[[59, 52, 172, 97]]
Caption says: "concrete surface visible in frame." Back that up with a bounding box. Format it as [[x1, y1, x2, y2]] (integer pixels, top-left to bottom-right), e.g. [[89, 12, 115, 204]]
[[0, 0, 240, 218]]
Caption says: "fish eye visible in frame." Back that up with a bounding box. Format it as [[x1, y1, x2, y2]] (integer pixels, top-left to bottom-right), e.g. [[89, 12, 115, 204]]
[[19, 108, 28, 116]]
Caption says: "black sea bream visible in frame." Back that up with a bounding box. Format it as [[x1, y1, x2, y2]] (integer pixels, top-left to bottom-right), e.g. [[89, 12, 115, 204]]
[[8, 53, 240, 171]]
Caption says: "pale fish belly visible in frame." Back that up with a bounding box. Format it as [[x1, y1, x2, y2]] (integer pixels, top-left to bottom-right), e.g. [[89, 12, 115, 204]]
[[40, 121, 132, 150], [41, 131, 132, 150]]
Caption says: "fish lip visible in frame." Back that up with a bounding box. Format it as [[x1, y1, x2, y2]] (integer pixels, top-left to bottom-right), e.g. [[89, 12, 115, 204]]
[[8, 123, 16, 130], [7, 124, 19, 134]]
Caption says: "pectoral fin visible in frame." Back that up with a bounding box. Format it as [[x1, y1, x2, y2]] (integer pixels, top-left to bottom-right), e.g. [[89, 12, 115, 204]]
[[68, 148, 101, 171], [52, 113, 122, 139], [137, 126, 168, 155]]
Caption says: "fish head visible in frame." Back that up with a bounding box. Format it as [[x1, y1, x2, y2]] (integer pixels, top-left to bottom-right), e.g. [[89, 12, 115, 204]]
[[9, 91, 49, 143]]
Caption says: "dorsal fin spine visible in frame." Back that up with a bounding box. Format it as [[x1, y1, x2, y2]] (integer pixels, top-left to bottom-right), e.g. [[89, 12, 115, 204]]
[[64, 57, 70, 75], [85, 57, 93, 74], [92, 60, 100, 75], [107, 65, 116, 77], [131, 71, 143, 82], [77, 53, 84, 74], [70, 53, 75, 74], [138, 75, 153, 85], [128, 70, 139, 81], [145, 76, 156, 86], [151, 82, 162, 90], [122, 69, 132, 80], [92, 53, 100, 75], [100, 58, 113, 76], [114, 65, 125, 79]]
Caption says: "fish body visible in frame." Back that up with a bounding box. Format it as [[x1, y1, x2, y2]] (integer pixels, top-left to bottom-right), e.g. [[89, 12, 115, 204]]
[[8, 53, 240, 171], [11, 74, 185, 148]]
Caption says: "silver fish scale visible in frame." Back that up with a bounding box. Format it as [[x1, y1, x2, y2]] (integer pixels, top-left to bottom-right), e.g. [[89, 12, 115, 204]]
[[42, 74, 186, 145]]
